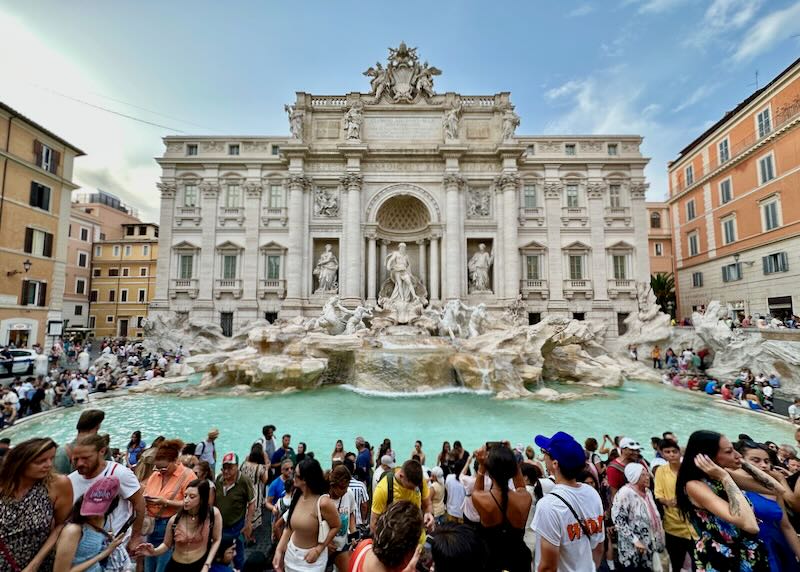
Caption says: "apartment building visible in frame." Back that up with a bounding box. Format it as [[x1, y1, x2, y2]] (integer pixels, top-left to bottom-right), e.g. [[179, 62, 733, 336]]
[[647, 202, 674, 275], [63, 206, 101, 331]]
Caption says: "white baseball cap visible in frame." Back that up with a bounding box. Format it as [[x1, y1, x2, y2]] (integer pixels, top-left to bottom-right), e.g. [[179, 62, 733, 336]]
[[620, 437, 642, 451]]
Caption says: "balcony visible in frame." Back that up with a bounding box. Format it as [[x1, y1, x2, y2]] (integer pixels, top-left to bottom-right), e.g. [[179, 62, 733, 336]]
[[608, 278, 636, 299], [218, 206, 244, 227], [169, 278, 198, 299], [258, 279, 286, 299], [520, 278, 548, 299], [518, 206, 545, 227], [175, 206, 201, 227], [261, 206, 288, 227], [214, 278, 242, 299], [604, 206, 631, 227], [563, 279, 593, 300], [561, 207, 588, 227]]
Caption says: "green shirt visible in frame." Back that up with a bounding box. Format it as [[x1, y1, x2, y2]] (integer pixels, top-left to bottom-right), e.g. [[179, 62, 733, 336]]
[[214, 473, 255, 527]]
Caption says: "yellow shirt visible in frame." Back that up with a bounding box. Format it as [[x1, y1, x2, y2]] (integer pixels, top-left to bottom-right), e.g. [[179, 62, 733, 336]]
[[371, 470, 430, 515], [654, 464, 695, 539]]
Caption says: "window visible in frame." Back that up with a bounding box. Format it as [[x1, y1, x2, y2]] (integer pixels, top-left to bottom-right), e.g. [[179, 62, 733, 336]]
[[228, 144, 240, 156], [93, 268, 101, 277], [722, 262, 742, 282], [138, 289, 146, 302], [763, 252, 789, 274], [80, 227, 89, 241], [758, 153, 775, 184], [184, 184, 198, 207], [686, 199, 696, 221], [222, 254, 237, 279], [29, 182, 51, 211], [609, 184, 621, 208], [617, 313, 629, 336], [20, 280, 46, 306], [89, 316, 96, 329], [566, 184, 579, 208], [124, 245, 132, 257], [565, 144, 576, 156], [120, 290, 128, 302], [225, 184, 241, 208], [685, 165, 694, 186], [762, 198, 781, 231], [24, 228, 53, 257], [568, 255, 583, 280], [186, 143, 198, 156], [220, 312, 234, 337], [137, 316, 144, 328], [612, 255, 627, 280], [139, 225, 147, 236], [106, 315, 114, 323], [271, 145, 280, 156], [572, 312, 585, 321], [94, 245, 102, 256], [720, 179, 732, 204], [718, 138, 730, 163], [523, 184, 537, 208], [108, 268, 119, 277], [722, 217, 736, 245], [650, 212, 661, 228], [35, 141, 58, 174], [108, 290, 116, 302], [654, 243, 663, 256], [178, 255, 193, 279], [692, 272, 703, 287], [126, 226, 135, 236], [267, 256, 281, 280], [113, 245, 120, 257], [526, 145, 535, 156], [140, 267, 148, 277], [757, 108, 772, 138], [525, 255, 540, 280], [142, 245, 150, 256], [264, 312, 278, 324], [76, 278, 86, 295], [122, 267, 130, 277], [77, 252, 88, 268], [608, 143, 618, 156], [268, 185, 283, 208], [688, 232, 699, 256], [74, 305, 83, 316], [89, 290, 98, 302]]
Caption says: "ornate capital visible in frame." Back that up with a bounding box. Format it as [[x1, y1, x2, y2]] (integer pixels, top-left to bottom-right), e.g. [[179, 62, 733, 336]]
[[543, 182, 563, 199], [494, 173, 520, 191], [199, 180, 220, 198], [286, 174, 311, 191], [244, 181, 263, 198], [443, 173, 464, 189], [630, 182, 648, 199], [157, 181, 176, 199], [340, 173, 363, 191], [587, 182, 606, 200]]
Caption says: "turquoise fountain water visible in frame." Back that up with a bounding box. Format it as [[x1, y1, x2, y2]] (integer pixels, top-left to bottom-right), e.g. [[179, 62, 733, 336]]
[[3, 381, 792, 462]]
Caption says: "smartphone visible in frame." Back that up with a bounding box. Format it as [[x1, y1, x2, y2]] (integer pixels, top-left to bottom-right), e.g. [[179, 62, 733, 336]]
[[485, 441, 503, 450], [115, 514, 136, 539]]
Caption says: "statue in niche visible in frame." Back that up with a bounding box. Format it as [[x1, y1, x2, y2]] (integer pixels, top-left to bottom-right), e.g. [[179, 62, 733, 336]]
[[501, 105, 520, 140], [345, 305, 373, 334], [378, 242, 428, 324], [443, 100, 462, 141], [284, 104, 304, 140], [467, 189, 490, 217], [343, 101, 364, 141], [313, 244, 339, 293], [468, 243, 494, 293], [314, 188, 339, 217]]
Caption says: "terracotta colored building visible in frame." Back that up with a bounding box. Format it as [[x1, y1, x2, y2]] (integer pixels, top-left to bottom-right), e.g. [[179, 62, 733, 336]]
[[0, 102, 84, 347], [63, 206, 101, 332], [668, 56, 800, 321], [646, 202, 674, 276]]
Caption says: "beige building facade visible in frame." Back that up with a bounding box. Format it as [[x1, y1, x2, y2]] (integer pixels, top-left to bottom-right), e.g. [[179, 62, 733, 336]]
[[0, 102, 84, 347], [646, 202, 674, 275]]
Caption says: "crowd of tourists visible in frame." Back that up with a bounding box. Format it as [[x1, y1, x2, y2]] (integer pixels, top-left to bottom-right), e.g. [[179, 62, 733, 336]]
[[0, 338, 180, 428], [3, 407, 800, 572]]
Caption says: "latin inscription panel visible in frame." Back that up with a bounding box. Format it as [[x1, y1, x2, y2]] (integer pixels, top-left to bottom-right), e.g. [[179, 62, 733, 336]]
[[363, 116, 441, 141]]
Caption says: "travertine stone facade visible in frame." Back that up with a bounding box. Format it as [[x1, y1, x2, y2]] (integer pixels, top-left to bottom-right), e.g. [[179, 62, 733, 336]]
[[151, 46, 651, 337]]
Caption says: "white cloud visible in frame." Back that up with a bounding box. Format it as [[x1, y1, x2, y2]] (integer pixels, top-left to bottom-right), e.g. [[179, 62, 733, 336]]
[[684, 0, 764, 48], [732, 1, 800, 62], [636, 0, 690, 14], [567, 4, 595, 17], [545, 80, 585, 100], [673, 83, 717, 112]]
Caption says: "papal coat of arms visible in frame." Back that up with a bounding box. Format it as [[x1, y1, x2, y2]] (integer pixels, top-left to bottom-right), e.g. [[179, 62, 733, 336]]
[[363, 42, 441, 103]]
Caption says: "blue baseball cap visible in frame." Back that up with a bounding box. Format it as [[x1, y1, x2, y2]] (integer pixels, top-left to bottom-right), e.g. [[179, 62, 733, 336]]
[[534, 432, 586, 471]]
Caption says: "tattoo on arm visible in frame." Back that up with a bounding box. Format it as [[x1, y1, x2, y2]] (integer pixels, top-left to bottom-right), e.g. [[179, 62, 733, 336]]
[[741, 461, 775, 491], [723, 477, 742, 516]]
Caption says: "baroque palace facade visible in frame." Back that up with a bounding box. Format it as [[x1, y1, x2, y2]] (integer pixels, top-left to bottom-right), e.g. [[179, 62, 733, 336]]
[[151, 45, 651, 337]]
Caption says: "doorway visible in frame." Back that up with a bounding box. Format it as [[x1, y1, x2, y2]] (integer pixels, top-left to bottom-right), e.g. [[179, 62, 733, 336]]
[[118, 319, 129, 337], [220, 312, 233, 337]]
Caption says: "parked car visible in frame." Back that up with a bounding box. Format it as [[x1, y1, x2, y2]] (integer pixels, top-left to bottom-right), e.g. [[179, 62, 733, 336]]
[[0, 348, 36, 378]]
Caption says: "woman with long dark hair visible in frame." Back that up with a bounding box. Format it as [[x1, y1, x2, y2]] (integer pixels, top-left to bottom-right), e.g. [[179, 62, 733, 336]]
[[136, 479, 223, 571], [0, 437, 73, 571], [272, 459, 340, 572], [676, 430, 771, 571], [127, 431, 147, 469], [472, 444, 532, 572], [239, 444, 269, 530], [350, 501, 423, 572]]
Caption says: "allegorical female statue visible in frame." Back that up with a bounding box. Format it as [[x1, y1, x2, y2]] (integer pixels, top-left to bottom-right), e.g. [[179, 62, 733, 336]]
[[467, 243, 494, 293], [313, 244, 339, 293]]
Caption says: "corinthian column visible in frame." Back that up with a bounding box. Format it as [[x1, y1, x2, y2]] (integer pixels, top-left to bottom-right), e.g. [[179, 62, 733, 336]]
[[366, 232, 377, 305], [285, 175, 308, 303], [444, 173, 464, 300], [630, 182, 650, 283], [587, 182, 609, 300], [429, 233, 440, 303], [153, 181, 176, 304], [544, 182, 564, 301], [198, 181, 219, 301], [496, 173, 520, 300], [341, 173, 363, 304]]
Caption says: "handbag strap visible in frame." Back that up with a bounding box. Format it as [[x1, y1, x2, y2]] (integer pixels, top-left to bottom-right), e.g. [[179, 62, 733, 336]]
[[550, 492, 592, 540], [0, 537, 22, 572], [316, 493, 328, 525], [155, 469, 189, 519]]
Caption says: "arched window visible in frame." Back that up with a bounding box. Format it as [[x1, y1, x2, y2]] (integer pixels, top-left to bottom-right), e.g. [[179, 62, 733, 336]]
[[650, 212, 661, 229]]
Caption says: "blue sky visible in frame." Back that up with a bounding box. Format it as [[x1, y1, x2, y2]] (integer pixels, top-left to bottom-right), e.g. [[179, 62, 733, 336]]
[[1, 0, 799, 222]]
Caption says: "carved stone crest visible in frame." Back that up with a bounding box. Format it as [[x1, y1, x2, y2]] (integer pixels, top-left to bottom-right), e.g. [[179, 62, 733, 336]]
[[363, 42, 441, 103]]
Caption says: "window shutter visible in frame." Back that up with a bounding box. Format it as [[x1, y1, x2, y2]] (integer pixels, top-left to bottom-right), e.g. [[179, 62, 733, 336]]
[[38, 282, 47, 307], [43, 232, 53, 257], [24, 228, 33, 253], [20, 280, 29, 306], [722, 267, 728, 282], [781, 252, 789, 272], [763, 256, 769, 274], [29, 181, 38, 206], [33, 140, 43, 167], [50, 150, 60, 174], [42, 186, 50, 210]]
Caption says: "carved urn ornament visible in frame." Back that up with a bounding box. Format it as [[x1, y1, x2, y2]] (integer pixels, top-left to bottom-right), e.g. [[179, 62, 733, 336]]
[[363, 42, 441, 103]]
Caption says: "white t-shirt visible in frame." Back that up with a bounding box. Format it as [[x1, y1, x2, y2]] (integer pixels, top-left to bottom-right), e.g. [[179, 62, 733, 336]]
[[73, 387, 89, 402], [790, 404, 800, 421], [373, 466, 387, 492], [332, 491, 357, 550], [763, 385, 774, 398], [68, 461, 141, 534], [444, 473, 466, 518], [532, 483, 605, 572]]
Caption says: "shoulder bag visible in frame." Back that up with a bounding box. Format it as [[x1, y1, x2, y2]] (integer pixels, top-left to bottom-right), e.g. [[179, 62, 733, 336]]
[[317, 494, 331, 544]]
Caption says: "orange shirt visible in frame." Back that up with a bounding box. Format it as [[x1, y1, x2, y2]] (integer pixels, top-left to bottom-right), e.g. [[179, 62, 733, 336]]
[[144, 464, 194, 517]]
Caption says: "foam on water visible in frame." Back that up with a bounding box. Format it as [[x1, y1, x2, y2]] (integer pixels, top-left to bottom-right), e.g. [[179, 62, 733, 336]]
[[339, 384, 493, 398]]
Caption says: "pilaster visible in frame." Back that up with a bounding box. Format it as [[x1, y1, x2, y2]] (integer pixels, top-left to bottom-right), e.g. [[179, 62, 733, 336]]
[[630, 182, 650, 283], [544, 182, 564, 301], [284, 175, 310, 307], [587, 182, 609, 300], [444, 173, 464, 300], [242, 181, 262, 301], [153, 181, 176, 303], [198, 180, 219, 301], [341, 173, 363, 305], [496, 173, 520, 300]]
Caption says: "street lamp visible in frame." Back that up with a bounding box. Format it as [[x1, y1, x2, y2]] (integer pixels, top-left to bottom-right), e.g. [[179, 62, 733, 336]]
[[6, 259, 32, 277]]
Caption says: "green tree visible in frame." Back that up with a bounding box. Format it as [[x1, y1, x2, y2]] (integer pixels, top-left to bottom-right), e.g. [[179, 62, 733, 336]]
[[650, 272, 676, 317]]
